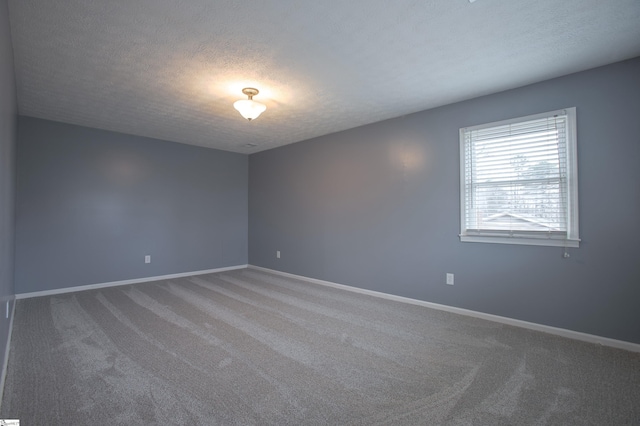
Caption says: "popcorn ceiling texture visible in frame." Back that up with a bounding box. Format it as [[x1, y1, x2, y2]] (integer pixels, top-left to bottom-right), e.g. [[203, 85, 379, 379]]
[[7, 0, 640, 153]]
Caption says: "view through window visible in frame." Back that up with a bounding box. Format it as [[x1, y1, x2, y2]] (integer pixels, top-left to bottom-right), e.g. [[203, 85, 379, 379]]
[[459, 108, 579, 247]]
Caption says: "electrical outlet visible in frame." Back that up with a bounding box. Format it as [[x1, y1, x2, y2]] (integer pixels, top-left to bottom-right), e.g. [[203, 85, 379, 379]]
[[446, 273, 454, 285], [276, 250, 281, 259], [145, 255, 151, 264]]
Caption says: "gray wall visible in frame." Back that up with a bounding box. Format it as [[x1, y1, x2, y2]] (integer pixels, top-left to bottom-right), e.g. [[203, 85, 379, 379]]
[[249, 58, 640, 344], [0, 0, 17, 383], [15, 117, 248, 294]]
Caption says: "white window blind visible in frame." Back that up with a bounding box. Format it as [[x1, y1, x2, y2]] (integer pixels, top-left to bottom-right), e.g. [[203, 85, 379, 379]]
[[459, 108, 579, 247]]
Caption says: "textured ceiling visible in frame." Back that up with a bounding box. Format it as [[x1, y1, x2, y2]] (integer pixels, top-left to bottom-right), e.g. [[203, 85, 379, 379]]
[[7, 0, 640, 153]]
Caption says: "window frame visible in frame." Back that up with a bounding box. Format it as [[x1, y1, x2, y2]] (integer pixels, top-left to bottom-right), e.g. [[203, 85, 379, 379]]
[[459, 108, 580, 248]]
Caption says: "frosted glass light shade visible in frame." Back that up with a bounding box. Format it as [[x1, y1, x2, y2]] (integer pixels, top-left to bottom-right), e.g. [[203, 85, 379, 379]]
[[233, 99, 267, 121]]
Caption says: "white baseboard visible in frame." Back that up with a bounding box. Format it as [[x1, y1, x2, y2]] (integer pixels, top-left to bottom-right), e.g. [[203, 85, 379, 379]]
[[15, 264, 248, 300], [0, 296, 16, 409], [248, 265, 640, 353]]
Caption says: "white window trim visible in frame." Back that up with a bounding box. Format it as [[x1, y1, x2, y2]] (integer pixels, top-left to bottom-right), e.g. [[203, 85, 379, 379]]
[[459, 108, 580, 248]]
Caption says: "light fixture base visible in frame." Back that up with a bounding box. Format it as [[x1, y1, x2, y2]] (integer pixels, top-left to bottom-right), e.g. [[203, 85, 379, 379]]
[[241, 88, 259, 98]]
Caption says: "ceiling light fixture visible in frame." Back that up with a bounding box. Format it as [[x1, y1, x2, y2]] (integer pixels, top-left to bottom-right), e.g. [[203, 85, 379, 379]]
[[233, 88, 266, 121]]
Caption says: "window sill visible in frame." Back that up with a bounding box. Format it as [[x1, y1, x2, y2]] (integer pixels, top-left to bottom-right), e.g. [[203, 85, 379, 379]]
[[459, 234, 580, 248]]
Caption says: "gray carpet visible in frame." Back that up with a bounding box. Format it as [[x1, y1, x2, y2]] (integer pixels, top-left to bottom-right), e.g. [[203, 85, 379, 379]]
[[1, 268, 639, 425]]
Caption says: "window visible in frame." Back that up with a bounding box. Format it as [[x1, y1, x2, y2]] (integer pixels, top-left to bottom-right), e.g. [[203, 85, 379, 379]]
[[459, 108, 579, 247]]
